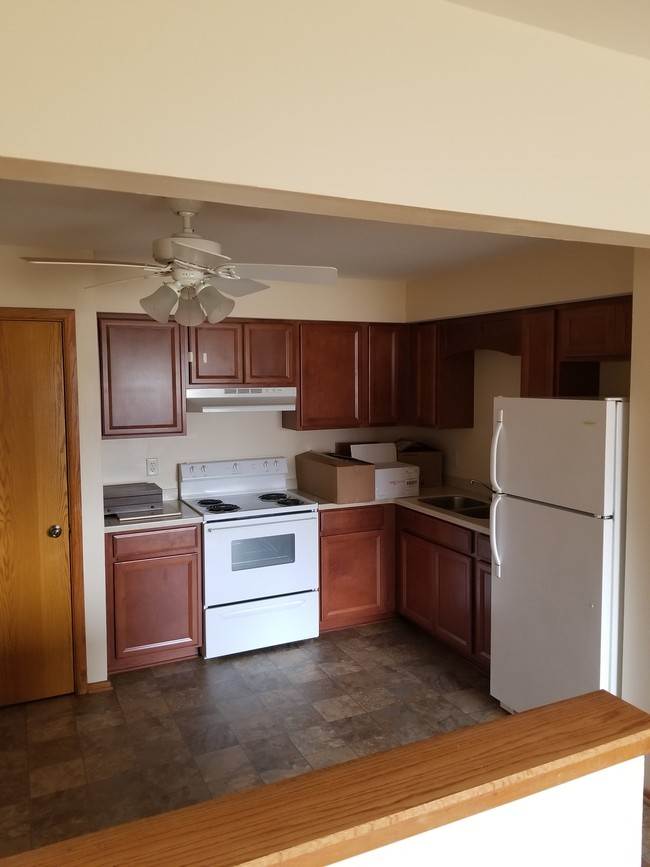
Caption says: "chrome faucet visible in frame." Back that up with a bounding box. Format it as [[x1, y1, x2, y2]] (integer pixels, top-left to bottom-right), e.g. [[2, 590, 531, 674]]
[[470, 479, 495, 496]]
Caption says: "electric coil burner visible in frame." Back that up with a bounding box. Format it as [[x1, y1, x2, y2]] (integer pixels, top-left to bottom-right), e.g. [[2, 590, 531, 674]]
[[178, 457, 319, 659]]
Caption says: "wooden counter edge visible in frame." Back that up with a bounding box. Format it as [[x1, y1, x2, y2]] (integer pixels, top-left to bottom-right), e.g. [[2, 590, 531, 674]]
[[4, 690, 650, 867]]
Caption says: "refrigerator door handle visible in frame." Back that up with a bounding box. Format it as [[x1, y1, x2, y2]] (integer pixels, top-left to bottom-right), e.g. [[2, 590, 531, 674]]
[[490, 493, 504, 578], [490, 409, 504, 493]]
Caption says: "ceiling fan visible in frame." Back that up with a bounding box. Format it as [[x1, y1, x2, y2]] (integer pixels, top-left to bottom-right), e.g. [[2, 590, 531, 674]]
[[22, 198, 338, 325]]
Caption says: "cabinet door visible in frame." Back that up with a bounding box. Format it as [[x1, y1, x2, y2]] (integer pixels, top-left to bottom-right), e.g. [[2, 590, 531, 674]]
[[473, 560, 491, 670], [367, 323, 406, 426], [432, 544, 472, 657], [292, 322, 367, 429], [398, 530, 435, 632], [188, 321, 243, 383], [244, 321, 295, 385], [320, 506, 395, 631], [110, 552, 201, 671], [520, 308, 555, 397], [99, 316, 186, 437], [557, 299, 631, 360], [411, 322, 438, 427]]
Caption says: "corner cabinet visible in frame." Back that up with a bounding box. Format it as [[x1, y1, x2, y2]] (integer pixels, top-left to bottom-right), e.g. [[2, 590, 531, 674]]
[[319, 506, 395, 631], [409, 322, 474, 429], [397, 507, 490, 669], [187, 319, 296, 386], [105, 524, 202, 673], [98, 314, 186, 437]]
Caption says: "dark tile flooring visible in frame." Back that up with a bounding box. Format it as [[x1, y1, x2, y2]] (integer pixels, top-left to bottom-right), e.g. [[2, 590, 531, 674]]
[[0, 618, 647, 861]]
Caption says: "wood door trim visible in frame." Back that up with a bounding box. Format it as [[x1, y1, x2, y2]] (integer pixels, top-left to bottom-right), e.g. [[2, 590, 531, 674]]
[[0, 307, 87, 695]]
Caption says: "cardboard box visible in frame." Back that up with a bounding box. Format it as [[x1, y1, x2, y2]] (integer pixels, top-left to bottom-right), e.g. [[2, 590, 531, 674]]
[[347, 443, 420, 500], [295, 451, 376, 504], [395, 447, 443, 487]]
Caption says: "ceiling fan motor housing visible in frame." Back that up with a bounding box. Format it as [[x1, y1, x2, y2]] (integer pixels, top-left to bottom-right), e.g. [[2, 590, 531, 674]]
[[152, 236, 225, 266]]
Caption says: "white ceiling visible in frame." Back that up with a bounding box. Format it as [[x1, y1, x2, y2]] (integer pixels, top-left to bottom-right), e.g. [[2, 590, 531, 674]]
[[2, 2, 647, 281]]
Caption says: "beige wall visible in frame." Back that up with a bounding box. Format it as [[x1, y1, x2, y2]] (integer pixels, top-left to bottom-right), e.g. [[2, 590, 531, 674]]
[[407, 242, 634, 320], [2, 1, 650, 244]]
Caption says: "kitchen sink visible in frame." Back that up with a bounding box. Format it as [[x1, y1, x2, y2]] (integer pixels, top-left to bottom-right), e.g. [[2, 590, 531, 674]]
[[418, 495, 490, 520], [419, 495, 486, 511], [456, 504, 491, 519]]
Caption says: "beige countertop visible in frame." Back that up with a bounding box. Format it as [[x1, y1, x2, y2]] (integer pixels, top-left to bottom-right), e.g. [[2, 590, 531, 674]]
[[313, 485, 491, 534], [103, 488, 490, 535]]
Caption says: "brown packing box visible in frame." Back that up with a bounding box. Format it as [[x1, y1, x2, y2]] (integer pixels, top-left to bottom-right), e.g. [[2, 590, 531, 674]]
[[295, 451, 376, 504], [397, 450, 443, 487], [335, 441, 443, 488]]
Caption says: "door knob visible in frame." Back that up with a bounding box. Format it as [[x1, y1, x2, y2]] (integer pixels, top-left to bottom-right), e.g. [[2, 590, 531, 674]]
[[47, 525, 63, 538]]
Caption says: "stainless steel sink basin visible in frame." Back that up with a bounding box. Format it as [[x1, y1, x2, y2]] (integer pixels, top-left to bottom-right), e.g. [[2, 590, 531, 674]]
[[418, 495, 490, 520], [419, 495, 486, 511], [456, 504, 491, 519]]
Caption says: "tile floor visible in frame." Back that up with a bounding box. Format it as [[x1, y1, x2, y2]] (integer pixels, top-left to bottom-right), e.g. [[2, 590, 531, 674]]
[[0, 618, 648, 862]]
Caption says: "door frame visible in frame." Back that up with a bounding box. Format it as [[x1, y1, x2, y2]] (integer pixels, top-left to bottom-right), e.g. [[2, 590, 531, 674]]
[[1, 307, 87, 694]]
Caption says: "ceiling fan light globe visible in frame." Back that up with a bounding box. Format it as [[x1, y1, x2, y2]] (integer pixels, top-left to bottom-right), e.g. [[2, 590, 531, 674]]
[[174, 294, 205, 326], [139, 283, 179, 323], [198, 284, 236, 323]]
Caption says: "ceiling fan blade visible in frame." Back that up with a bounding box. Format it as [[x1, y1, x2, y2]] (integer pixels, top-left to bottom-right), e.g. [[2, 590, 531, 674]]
[[219, 264, 338, 284], [170, 239, 231, 270], [22, 256, 162, 270], [86, 271, 169, 289], [214, 275, 269, 297]]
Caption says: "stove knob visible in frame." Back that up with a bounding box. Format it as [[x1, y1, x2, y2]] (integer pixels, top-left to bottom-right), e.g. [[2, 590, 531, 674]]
[[263, 460, 269, 471], [233, 462, 239, 473]]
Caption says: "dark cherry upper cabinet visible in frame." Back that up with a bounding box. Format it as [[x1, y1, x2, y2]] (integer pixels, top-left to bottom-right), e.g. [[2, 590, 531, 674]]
[[409, 321, 474, 429], [556, 297, 632, 360], [188, 319, 295, 386], [520, 307, 556, 397], [283, 321, 368, 430], [367, 323, 408, 426], [98, 314, 186, 438]]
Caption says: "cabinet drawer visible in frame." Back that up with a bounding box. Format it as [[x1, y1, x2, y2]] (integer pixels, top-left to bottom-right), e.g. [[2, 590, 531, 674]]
[[111, 525, 201, 561], [320, 505, 387, 536], [398, 507, 473, 554], [476, 532, 492, 562]]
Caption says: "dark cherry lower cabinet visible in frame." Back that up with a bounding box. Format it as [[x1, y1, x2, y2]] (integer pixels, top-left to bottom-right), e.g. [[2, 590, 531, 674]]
[[319, 506, 395, 631], [397, 507, 490, 669], [105, 525, 202, 673]]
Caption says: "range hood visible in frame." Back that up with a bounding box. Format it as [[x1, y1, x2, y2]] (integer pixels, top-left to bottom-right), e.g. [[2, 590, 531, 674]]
[[186, 387, 297, 413]]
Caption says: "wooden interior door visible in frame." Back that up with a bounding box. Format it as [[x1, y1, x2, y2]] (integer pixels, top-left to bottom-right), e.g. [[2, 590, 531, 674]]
[[0, 318, 75, 705]]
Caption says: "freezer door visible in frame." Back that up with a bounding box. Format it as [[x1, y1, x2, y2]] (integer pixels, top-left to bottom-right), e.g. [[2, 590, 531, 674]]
[[491, 397, 625, 515], [490, 496, 620, 713]]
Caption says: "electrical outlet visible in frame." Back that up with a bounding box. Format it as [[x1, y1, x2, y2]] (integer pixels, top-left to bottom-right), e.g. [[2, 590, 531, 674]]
[[146, 457, 159, 476]]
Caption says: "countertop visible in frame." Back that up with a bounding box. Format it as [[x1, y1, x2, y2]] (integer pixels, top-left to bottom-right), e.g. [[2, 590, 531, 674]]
[[103, 500, 202, 533], [314, 485, 491, 534], [103, 489, 490, 535]]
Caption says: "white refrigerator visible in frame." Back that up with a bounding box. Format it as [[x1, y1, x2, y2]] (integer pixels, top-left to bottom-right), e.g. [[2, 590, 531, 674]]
[[489, 396, 628, 713]]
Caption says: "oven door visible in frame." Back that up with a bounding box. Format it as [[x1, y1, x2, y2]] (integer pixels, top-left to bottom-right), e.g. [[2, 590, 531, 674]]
[[203, 511, 318, 606]]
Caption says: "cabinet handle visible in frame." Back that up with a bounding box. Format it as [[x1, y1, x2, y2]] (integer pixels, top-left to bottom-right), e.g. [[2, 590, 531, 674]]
[[47, 524, 63, 538], [203, 353, 208, 363]]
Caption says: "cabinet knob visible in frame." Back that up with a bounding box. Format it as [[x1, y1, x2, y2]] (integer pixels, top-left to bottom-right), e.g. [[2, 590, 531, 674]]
[[47, 524, 63, 538]]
